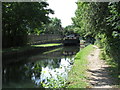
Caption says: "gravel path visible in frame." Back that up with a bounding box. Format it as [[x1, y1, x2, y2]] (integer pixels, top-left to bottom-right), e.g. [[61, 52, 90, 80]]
[[87, 45, 116, 88]]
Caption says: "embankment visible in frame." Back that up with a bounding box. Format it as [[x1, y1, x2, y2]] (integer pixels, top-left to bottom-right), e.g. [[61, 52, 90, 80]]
[[66, 44, 94, 88]]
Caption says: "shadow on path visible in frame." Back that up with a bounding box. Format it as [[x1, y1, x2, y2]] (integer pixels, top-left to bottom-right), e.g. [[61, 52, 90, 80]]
[[87, 66, 118, 87], [87, 46, 118, 88]]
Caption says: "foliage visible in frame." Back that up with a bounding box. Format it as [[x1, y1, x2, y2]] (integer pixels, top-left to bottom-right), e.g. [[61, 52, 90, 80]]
[[2, 2, 54, 48], [64, 25, 74, 35], [72, 2, 120, 86], [72, 2, 90, 37], [63, 25, 80, 36], [42, 17, 63, 35]]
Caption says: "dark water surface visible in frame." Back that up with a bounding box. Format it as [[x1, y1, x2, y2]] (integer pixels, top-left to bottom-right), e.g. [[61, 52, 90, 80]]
[[2, 46, 80, 88]]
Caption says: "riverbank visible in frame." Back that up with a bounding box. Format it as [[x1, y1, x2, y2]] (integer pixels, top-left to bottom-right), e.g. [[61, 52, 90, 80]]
[[2, 45, 80, 88], [31, 43, 62, 47], [66, 44, 118, 88], [66, 44, 94, 88], [3, 43, 62, 53], [2, 43, 63, 61]]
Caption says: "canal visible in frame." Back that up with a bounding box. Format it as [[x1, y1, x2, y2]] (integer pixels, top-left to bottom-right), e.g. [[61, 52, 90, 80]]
[[2, 46, 80, 88]]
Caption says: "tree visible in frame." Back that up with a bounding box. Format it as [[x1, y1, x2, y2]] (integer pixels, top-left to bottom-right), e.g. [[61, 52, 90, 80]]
[[2, 2, 54, 48], [42, 17, 63, 35], [63, 25, 74, 36], [72, 1, 120, 81]]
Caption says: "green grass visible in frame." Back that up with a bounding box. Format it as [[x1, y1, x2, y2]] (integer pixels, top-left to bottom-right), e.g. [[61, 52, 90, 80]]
[[31, 43, 62, 47], [66, 44, 94, 88]]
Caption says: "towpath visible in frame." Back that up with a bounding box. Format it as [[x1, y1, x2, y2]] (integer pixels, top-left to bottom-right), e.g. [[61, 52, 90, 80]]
[[87, 45, 116, 88]]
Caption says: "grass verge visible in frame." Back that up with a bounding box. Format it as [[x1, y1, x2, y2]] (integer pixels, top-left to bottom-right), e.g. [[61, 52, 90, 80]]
[[66, 44, 94, 88], [31, 43, 62, 47]]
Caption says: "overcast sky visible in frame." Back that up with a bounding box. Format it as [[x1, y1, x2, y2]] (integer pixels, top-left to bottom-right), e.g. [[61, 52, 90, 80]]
[[47, 0, 78, 27]]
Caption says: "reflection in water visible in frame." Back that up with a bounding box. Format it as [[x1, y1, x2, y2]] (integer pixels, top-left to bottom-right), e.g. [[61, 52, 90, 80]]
[[2, 46, 79, 88], [32, 57, 74, 88]]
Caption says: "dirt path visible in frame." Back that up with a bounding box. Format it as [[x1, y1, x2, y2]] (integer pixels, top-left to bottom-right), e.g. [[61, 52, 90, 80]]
[[87, 45, 115, 88]]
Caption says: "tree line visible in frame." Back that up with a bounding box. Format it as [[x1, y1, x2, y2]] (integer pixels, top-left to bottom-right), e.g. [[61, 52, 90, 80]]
[[2, 2, 63, 48], [72, 2, 120, 83]]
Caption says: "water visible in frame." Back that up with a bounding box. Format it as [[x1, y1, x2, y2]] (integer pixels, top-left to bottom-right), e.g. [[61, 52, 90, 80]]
[[2, 46, 80, 88]]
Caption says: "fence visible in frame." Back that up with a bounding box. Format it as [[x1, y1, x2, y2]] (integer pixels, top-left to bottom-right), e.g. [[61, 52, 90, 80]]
[[27, 34, 63, 45]]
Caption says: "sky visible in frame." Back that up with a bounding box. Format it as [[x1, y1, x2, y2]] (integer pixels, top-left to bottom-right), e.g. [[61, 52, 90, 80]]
[[47, 0, 78, 27]]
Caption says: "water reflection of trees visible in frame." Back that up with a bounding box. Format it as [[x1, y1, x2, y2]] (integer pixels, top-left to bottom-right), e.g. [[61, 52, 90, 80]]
[[35, 57, 74, 88], [62, 46, 79, 56], [3, 62, 33, 84], [2, 58, 61, 88], [2, 46, 80, 88]]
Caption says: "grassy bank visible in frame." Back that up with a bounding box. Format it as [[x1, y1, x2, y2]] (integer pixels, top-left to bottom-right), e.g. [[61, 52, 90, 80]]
[[66, 44, 94, 88], [2, 43, 62, 53], [31, 43, 62, 47]]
